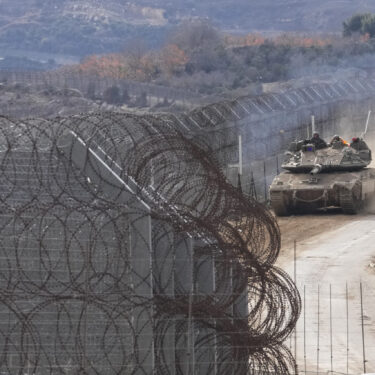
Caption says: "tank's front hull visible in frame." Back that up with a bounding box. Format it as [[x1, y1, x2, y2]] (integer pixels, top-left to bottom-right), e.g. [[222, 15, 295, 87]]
[[270, 168, 375, 215]]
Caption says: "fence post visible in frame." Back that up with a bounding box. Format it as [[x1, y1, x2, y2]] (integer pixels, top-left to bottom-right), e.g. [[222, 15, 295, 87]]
[[304, 285, 306, 375], [317, 285, 320, 375], [194, 240, 216, 375], [294, 240, 297, 371], [263, 161, 267, 203], [153, 223, 176, 374], [346, 282, 349, 375], [276, 155, 280, 175], [330, 284, 333, 374], [238, 134, 243, 176], [237, 173, 242, 194], [249, 171, 257, 201], [238, 134, 243, 194], [360, 281, 366, 374], [185, 237, 195, 375], [175, 235, 195, 375]]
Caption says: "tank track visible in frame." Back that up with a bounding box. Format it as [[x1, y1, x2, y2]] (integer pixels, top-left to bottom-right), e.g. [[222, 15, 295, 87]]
[[339, 187, 361, 214], [270, 191, 290, 216]]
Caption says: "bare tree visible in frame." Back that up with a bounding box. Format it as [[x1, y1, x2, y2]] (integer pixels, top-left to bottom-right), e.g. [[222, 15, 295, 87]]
[[123, 38, 149, 75], [169, 19, 222, 53]]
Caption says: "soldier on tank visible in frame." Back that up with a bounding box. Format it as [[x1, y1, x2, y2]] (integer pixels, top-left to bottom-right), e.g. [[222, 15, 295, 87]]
[[305, 132, 327, 150], [350, 137, 368, 150], [329, 135, 349, 148], [350, 137, 360, 150]]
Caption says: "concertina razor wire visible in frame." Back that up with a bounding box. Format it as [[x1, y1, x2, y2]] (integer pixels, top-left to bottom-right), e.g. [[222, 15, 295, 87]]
[[0, 112, 300, 374]]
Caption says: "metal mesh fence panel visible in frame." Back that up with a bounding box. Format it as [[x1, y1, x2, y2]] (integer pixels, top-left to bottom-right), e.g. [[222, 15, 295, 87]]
[[0, 113, 301, 374]]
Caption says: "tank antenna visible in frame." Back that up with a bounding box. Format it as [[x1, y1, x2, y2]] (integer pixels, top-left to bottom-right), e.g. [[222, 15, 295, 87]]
[[311, 115, 315, 134], [361, 110, 371, 139], [238, 134, 243, 176]]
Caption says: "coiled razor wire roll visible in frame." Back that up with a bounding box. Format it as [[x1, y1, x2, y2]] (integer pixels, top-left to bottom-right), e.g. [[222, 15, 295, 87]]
[[0, 113, 300, 374]]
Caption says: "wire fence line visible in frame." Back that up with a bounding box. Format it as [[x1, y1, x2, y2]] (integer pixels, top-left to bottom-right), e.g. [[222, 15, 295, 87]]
[[0, 113, 301, 374], [286, 281, 375, 375], [0, 70, 199, 103], [3, 70, 375, 199]]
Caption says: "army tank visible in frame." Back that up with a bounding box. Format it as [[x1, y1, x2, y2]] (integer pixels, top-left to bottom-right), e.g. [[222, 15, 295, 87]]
[[270, 138, 375, 215]]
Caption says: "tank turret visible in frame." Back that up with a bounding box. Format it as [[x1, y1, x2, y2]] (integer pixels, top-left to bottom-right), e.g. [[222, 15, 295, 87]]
[[282, 140, 371, 173]]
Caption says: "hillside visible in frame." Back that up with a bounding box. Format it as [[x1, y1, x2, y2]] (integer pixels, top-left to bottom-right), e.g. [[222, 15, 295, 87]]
[[2, 0, 375, 57], [0, 0, 169, 55]]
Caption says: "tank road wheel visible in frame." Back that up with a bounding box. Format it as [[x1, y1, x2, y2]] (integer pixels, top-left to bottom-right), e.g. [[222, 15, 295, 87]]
[[270, 191, 290, 216], [339, 185, 363, 214]]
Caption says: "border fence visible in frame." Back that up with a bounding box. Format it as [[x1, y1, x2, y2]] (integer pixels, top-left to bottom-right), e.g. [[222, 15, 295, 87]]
[[0, 70, 199, 108], [0, 113, 300, 374], [3, 70, 375, 178], [1, 70, 375, 373]]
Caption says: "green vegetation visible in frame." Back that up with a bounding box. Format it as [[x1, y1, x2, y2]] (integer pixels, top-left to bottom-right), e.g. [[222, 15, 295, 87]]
[[69, 19, 375, 96], [343, 13, 375, 38], [151, 21, 375, 94]]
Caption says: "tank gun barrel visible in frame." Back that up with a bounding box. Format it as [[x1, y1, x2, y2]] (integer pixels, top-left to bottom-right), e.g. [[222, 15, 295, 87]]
[[310, 164, 323, 175]]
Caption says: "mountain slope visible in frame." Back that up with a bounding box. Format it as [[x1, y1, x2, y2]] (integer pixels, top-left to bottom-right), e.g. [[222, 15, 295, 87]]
[[1, 0, 375, 56]]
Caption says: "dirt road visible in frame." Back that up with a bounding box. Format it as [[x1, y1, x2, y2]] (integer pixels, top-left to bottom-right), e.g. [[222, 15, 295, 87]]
[[278, 211, 354, 257], [276, 213, 375, 374]]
